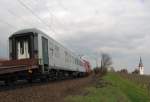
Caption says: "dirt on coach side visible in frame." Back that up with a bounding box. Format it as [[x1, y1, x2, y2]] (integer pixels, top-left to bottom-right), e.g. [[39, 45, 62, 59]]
[[0, 75, 94, 102]]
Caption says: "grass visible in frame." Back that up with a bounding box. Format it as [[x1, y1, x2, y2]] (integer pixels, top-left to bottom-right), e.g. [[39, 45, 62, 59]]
[[65, 73, 150, 102]]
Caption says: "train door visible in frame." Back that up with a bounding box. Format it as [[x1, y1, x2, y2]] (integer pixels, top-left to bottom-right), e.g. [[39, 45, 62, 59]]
[[17, 39, 30, 59], [42, 37, 49, 71], [49, 41, 54, 67]]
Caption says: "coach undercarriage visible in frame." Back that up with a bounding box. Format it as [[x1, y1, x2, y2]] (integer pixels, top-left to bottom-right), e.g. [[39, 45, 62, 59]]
[[0, 66, 85, 86]]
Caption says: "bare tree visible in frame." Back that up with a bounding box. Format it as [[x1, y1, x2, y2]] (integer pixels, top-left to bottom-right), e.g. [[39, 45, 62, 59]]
[[132, 69, 140, 74], [119, 69, 128, 74], [101, 53, 113, 72]]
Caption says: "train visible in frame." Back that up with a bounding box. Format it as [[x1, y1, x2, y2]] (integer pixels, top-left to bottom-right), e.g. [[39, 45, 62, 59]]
[[0, 28, 91, 85]]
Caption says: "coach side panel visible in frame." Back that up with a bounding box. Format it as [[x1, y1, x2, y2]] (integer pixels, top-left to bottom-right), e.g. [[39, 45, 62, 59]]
[[38, 33, 86, 73]]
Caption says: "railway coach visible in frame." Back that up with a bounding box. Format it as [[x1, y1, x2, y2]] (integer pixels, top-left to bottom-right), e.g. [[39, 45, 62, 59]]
[[0, 28, 91, 85]]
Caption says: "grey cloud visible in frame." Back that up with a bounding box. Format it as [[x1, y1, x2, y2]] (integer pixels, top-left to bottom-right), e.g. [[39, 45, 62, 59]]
[[0, 0, 150, 74]]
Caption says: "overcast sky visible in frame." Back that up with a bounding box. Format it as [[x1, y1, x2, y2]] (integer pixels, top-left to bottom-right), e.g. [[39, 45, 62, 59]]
[[0, 0, 150, 74]]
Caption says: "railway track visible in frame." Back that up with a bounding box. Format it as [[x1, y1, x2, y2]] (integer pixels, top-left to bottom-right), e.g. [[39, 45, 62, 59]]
[[0, 76, 87, 92], [0, 75, 92, 102]]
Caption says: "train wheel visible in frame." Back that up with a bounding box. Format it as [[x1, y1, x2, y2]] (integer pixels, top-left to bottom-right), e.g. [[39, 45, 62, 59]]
[[4, 75, 17, 86], [4, 79, 15, 87], [27, 79, 33, 83], [40, 75, 49, 83]]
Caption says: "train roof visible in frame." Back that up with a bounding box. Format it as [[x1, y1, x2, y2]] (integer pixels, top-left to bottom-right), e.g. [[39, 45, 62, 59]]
[[10, 28, 48, 37]]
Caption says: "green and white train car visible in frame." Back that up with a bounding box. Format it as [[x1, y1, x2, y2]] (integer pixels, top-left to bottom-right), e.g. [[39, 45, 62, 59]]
[[8, 28, 86, 81]]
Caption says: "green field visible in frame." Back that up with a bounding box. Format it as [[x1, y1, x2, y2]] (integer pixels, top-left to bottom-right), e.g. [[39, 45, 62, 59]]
[[65, 73, 150, 102]]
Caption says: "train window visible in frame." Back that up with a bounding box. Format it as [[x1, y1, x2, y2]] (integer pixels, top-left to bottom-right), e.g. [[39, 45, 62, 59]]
[[65, 52, 66, 63], [20, 41, 24, 54], [72, 56, 74, 64], [68, 54, 70, 63], [72, 56, 73, 64], [65, 51, 68, 63], [76, 59, 78, 65], [55, 45, 60, 57], [76, 59, 79, 65], [49, 42, 54, 56], [74, 58, 76, 64], [73, 57, 75, 64], [79, 60, 81, 65], [34, 34, 38, 52], [9, 38, 13, 59], [69, 55, 71, 63], [9, 39, 12, 55]]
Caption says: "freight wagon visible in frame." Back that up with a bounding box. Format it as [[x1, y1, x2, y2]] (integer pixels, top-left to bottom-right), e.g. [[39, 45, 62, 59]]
[[0, 28, 91, 85]]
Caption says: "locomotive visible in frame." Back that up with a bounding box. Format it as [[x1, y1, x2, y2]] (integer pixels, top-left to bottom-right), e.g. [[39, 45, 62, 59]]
[[0, 28, 91, 85]]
